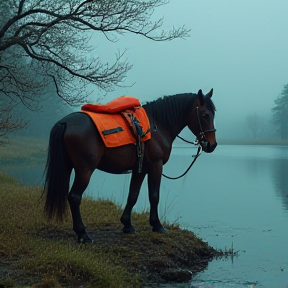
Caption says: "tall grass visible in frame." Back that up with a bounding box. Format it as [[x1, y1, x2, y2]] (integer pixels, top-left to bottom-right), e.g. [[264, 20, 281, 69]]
[[0, 172, 140, 288]]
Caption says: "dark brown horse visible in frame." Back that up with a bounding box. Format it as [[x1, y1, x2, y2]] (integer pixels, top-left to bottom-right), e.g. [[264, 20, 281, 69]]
[[43, 89, 217, 243]]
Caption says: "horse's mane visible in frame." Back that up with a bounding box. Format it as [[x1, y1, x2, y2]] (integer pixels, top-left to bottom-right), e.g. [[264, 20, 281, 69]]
[[143, 93, 216, 134], [143, 93, 198, 134]]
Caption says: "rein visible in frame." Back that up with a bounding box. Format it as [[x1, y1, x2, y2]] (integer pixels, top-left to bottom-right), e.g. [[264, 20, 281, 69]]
[[161, 105, 215, 180], [162, 137, 202, 180]]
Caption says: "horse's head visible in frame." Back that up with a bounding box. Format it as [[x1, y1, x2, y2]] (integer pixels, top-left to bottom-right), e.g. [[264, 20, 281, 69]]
[[188, 89, 217, 153]]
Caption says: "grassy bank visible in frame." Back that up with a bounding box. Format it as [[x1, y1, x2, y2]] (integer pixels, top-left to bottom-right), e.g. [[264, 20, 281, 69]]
[[0, 171, 219, 288], [0, 136, 47, 165]]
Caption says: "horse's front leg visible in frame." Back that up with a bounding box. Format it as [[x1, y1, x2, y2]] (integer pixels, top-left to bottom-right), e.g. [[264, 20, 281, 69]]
[[120, 170, 146, 233], [148, 160, 167, 233]]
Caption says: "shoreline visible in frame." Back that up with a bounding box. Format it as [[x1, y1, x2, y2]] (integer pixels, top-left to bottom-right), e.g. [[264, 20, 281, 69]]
[[0, 171, 231, 288]]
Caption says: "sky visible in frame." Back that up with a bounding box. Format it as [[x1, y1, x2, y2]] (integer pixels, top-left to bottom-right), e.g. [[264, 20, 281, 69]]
[[91, 0, 288, 139]]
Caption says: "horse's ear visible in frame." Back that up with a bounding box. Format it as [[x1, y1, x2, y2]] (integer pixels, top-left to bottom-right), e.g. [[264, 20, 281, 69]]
[[197, 89, 204, 106], [207, 88, 213, 98]]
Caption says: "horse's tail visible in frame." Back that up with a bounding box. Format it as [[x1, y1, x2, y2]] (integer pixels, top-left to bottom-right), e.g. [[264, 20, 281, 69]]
[[43, 122, 71, 222]]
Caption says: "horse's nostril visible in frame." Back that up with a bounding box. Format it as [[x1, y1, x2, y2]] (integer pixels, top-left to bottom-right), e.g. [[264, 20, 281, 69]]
[[211, 142, 217, 151], [204, 142, 217, 153]]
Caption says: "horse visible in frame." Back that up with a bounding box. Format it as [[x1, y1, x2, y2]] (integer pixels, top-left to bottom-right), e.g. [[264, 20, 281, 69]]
[[43, 89, 217, 243]]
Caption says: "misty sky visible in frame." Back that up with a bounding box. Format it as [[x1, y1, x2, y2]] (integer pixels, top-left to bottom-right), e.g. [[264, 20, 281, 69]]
[[90, 0, 288, 139]]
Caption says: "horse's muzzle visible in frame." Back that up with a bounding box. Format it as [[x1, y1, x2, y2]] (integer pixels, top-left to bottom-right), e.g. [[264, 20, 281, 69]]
[[201, 140, 217, 153]]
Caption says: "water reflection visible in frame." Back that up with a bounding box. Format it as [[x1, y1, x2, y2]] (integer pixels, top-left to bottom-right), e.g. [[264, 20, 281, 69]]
[[272, 158, 288, 210], [185, 145, 288, 288], [212, 145, 288, 216]]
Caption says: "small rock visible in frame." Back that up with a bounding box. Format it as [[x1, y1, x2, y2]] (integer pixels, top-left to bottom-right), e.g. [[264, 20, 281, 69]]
[[160, 268, 192, 282], [148, 257, 176, 273]]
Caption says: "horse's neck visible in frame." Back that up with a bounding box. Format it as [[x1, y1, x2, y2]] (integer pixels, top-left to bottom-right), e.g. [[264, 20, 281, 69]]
[[167, 95, 197, 140], [145, 94, 197, 141], [160, 114, 186, 142]]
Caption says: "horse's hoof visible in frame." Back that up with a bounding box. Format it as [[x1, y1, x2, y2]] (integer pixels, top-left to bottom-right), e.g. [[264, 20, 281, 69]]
[[78, 234, 93, 244], [152, 225, 167, 233], [123, 225, 136, 234]]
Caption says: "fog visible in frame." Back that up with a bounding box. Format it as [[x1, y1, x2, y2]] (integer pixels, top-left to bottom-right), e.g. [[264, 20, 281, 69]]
[[88, 0, 288, 140], [15, 1, 288, 141]]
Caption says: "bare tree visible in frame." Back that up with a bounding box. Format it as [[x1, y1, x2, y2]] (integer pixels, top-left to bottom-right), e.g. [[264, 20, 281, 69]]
[[0, 0, 190, 135], [0, 102, 26, 136], [246, 113, 260, 139]]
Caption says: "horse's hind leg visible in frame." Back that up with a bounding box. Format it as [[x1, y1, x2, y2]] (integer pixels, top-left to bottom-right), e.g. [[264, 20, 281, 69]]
[[68, 170, 93, 243], [120, 170, 146, 233]]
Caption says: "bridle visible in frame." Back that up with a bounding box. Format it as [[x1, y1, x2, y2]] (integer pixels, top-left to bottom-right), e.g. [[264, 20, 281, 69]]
[[195, 106, 216, 146], [162, 105, 216, 180]]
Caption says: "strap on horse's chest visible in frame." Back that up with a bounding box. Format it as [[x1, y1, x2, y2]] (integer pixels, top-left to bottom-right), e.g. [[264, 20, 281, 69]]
[[121, 111, 148, 173]]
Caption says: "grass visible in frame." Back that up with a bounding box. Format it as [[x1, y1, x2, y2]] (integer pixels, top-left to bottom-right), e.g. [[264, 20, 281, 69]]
[[0, 136, 47, 165], [0, 171, 218, 288], [0, 172, 139, 287]]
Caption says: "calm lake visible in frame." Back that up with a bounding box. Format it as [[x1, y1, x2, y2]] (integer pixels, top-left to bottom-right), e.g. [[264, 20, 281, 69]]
[[4, 145, 288, 287]]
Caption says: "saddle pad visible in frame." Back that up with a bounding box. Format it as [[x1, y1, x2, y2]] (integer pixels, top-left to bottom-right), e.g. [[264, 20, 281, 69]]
[[82, 107, 151, 148], [81, 96, 141, 114]]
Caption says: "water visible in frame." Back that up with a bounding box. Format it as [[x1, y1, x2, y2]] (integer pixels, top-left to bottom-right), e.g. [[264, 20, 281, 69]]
[[84, 145, 288, 287], [3, 145, 288, 287]]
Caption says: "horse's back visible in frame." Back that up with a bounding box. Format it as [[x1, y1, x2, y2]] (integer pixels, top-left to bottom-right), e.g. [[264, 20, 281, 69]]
[[58, 112, 94, 133], [60, 112, 138, 174], [58, 112, 104, 172]]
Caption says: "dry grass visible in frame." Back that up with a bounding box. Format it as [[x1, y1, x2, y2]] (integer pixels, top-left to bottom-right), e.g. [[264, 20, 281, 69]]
[[0, 136, 47, 165], [0, 172, 140, 288], [0, 171, 217, 288]]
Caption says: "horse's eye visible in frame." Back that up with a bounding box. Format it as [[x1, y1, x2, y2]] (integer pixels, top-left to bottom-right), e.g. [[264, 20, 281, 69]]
[[202, 113, 210, 120]]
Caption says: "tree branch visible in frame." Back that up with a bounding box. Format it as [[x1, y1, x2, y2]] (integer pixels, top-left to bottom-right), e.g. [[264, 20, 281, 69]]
[[0, 0, 190, 135]]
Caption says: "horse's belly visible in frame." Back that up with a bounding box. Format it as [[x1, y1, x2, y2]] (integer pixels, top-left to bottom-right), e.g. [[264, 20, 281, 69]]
[[97, 166, 133, 175], [97, 145, 137, 174]]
